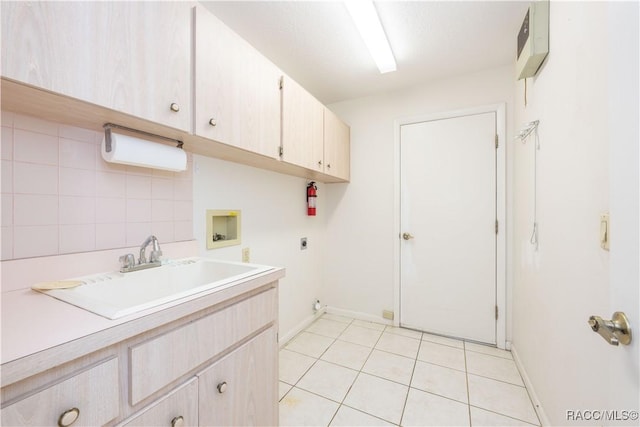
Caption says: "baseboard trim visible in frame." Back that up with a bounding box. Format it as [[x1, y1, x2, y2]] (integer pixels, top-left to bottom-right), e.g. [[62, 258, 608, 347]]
[[278, 306, 394, 348], [278, 307, 326, 348], [511, 343, 550, 427], [325, 306, 393, 326]]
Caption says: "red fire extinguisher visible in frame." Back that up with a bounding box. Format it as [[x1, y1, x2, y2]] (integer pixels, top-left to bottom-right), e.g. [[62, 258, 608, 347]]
[[307, 181, 317, 216]]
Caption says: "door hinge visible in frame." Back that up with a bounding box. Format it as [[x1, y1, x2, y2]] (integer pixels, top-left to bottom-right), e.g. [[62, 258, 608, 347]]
[[279, 76, 283, 90], [495, 305, 499, 320], [495, 219, 499, 234], [495, 134, 499, 149], [278, 146, 284, 158]]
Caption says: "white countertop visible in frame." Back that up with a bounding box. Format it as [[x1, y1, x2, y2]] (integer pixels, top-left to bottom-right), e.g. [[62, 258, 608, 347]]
[[1, 266, 285, 387]]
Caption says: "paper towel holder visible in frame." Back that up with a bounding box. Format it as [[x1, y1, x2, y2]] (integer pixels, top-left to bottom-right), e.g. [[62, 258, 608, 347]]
[[103, 123, 184, 153]]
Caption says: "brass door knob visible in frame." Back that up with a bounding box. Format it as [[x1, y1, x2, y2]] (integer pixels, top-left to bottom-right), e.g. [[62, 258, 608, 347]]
[[170, 103, 180, 112], [588, 311, 632, 345], [402, 233, 414, 240]]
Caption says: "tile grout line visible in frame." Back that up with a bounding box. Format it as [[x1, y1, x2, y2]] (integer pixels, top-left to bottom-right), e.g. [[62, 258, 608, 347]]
[[327, 318, 399, 426], [464, 340, 473, 426], [398, 331, 422, 427], [464, 344, 539, 426], [326, 316, 380, 426], [468, 404, 540, 427], [279, 316, 353, 406]]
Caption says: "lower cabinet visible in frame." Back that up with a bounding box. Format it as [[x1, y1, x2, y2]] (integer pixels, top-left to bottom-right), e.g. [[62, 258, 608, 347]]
[[120, 379, 198, 427], [121, 326, 278, 427], [198, 327, 278, 426], [1, 284, 279, 426]]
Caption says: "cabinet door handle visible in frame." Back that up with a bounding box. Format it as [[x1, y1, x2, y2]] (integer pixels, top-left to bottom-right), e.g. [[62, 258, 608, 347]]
[[327, 163, 331, 169], [58, 407, 80, 427], [318, 160, 323, 167], [209, 118, 217, 127], [217, 381, 228, 394], [171, 415, 185, 427], [170, 103, 180, 112]]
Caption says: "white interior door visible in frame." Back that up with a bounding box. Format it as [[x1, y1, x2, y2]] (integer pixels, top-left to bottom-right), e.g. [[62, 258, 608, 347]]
[[606, 0, 639, 413], [400, 112, 497, 344]]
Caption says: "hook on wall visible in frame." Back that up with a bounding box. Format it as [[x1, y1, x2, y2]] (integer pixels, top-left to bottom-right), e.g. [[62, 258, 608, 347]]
[[514, 120, 540, 144], [515, 120, 541, 250]]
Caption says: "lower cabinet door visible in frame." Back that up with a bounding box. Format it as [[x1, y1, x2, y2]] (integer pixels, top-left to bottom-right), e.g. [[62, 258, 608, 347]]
[[121, 378, 198, 427], [198, 327, 278, 426]]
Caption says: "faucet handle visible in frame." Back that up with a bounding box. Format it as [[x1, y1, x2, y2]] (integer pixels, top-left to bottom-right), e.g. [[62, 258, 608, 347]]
[[119, 253, 135, 271]]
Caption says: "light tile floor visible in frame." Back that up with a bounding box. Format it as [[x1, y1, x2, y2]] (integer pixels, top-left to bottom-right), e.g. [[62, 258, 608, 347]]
[[279, 314, 540, 426]]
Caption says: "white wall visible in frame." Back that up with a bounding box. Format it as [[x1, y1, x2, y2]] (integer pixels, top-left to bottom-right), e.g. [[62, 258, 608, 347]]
[[510, 2, 636, 425], [325, 65, 515, 335], [192, 155, 326, 341]]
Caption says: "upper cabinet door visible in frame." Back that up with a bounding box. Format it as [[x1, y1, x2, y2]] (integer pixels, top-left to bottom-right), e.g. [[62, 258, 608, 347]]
[[323, 108, 351, 182], [281, 76, 324, 171], [194, 6, 281, 159], [1, 2, 191, 132]]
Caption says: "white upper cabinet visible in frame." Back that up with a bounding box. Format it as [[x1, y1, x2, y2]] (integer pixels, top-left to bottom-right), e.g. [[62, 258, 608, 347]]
[[323, 107, 351, 181], [194, 6, 281, 159], [1, 1, 192, 132], [280, 75, 325, 171]]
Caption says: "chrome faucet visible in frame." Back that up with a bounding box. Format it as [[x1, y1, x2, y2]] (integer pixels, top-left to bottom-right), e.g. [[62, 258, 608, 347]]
[[139, 235, 162, 265], [118, 235, 163, 273]]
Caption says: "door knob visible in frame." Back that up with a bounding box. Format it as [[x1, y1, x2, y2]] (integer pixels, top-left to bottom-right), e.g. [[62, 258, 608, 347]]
[[402, 233, 414, 240], [588, 311, 632, 345]]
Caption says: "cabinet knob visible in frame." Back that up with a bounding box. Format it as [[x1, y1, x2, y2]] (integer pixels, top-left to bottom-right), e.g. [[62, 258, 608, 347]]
[[171, 415, 185, 427], [58, 408, 80, 427], [217, 381, 228, 394], [209, 118, 217, 127], [327, 163, 331, 169], [318, 160, 323, 167], [170, 103, 180, 112]]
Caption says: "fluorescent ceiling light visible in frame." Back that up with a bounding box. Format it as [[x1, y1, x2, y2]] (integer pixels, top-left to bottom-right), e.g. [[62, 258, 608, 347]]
[[344, 0, 397, 74]]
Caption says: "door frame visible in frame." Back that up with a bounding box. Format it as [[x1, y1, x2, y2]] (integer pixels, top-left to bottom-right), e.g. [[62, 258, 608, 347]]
[[393, 103, 507, 349]]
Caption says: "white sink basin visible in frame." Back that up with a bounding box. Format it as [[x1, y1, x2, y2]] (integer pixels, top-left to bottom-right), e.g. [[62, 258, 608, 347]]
[[36, 258, 274, 319]]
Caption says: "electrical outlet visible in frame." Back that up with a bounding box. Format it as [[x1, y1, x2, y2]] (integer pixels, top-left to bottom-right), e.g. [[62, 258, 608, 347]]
[[382, 310, 394, 320], [242, 247, 250, 263]]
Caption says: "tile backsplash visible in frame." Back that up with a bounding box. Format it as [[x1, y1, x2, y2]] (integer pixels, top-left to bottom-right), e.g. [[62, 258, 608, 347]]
[[1, 111, 193, 260]]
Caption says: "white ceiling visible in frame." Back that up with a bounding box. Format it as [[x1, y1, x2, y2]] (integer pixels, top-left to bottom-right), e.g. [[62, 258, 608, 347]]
[[201, 1, 529, 104]]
